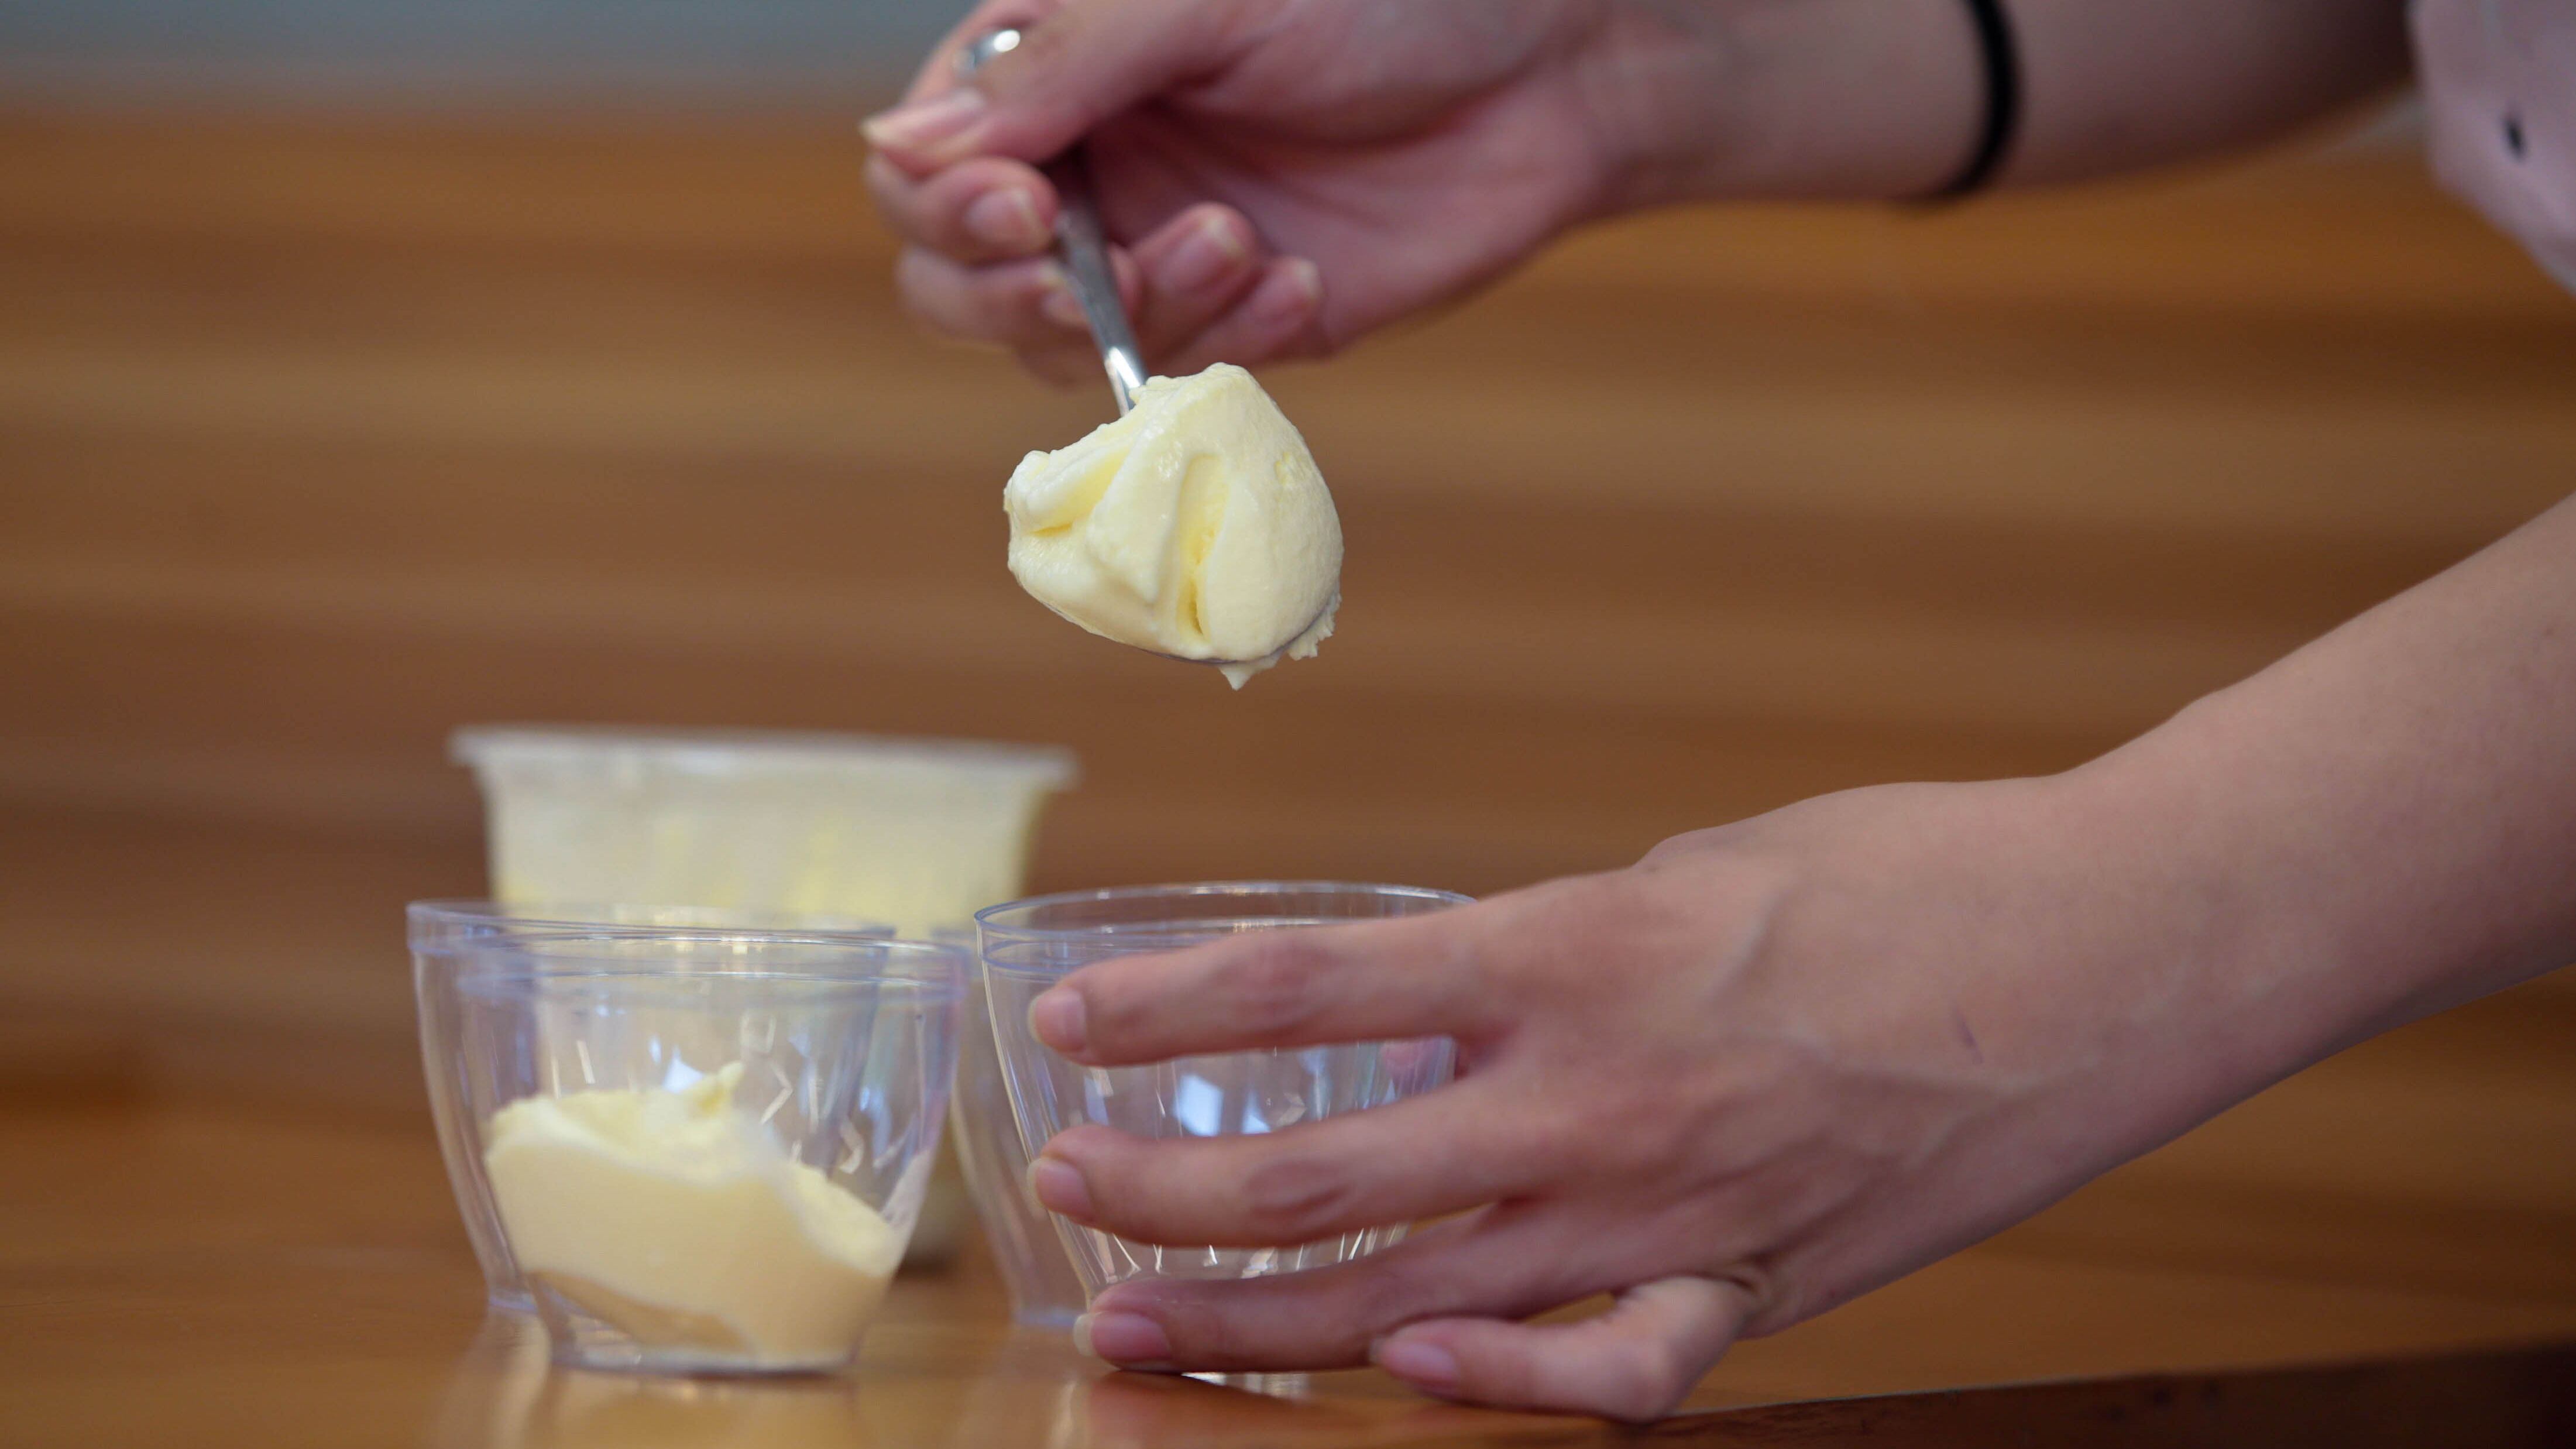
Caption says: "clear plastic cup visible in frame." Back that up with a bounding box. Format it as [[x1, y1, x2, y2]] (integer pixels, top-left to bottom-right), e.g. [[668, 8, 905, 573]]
[[449, 725, 1086, 1326], [411, 902, 967, 1374], [975, 883, 1467, 1300], [412, 902, 898, 1314]]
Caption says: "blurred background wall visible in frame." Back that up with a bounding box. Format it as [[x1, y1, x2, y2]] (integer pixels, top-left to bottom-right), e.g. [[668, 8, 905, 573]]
[[2, 0, 2572, 1308], [1, 0, 936, 106]]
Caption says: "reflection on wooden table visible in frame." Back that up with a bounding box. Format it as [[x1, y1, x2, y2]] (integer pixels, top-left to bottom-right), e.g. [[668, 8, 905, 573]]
[[436, 1314, 2576, 1447], [436, 1317, 1468, 1449]]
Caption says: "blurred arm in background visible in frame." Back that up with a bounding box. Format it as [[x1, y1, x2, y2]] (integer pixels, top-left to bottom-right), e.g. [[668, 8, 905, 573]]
[[862, 0, 2409, 378]]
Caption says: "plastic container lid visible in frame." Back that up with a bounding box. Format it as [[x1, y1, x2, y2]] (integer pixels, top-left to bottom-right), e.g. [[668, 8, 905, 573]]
[[451, 725, 1077, 791]]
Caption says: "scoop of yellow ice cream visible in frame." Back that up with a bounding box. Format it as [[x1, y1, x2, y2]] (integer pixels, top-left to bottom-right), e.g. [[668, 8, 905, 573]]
[[1004, 364, 1340, 687]]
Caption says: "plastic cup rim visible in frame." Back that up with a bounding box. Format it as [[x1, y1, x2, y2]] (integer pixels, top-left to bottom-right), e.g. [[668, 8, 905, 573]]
[[443, 963, 963, 1004], [408, 900, 968, 997], [407, 899, 899, 939], [974, 881, 1471, 971]]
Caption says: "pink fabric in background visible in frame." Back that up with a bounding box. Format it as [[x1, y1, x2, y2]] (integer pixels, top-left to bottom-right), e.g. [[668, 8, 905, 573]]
[[2414, 0, 2576, 293]]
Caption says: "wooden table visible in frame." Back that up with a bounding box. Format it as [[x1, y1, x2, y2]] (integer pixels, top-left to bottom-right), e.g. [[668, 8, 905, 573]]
[[4, 1081, 2573, 1447]]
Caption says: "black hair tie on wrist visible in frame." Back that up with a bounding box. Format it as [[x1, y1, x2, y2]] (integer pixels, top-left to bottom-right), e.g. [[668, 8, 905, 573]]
[[1924, 0, 2020, 200]]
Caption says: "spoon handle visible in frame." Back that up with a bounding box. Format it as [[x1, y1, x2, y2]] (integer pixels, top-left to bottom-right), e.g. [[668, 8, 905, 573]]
[[1043, 150, 1146, 414], [953, 27, 1145, 415]]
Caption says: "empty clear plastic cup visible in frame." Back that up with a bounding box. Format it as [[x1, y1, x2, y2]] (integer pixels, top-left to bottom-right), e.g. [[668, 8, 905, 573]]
[[411, 902, 967, 1374], [975, 883, 1467, 1300], [449, 725, 1086, 1326]]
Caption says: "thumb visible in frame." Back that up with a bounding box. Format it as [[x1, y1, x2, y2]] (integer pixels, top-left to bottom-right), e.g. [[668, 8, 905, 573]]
[[864, 0, 1243, 174], [1371, 1275, 1751, 1421]]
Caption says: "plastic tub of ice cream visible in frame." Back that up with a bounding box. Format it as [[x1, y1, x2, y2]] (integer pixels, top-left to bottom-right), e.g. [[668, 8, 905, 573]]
[[452, 726, 1075, 936]]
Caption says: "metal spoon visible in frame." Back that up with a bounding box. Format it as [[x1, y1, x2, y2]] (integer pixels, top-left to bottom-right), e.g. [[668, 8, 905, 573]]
[[957, 27, 1145, 415]]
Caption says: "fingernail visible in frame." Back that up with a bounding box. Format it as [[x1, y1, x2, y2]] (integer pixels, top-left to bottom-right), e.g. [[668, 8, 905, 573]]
[[963, 188, 1045, 250], [1026, 1155, 1094, 1220], [1159, 212, 1252, 294], [861, 88, 988, 156], [1372, 1337, 1460, 1396], [1074, 1311, 1173, 1368], [1031, 988, 1087, 1052], [1249, 257, 1322, 326]]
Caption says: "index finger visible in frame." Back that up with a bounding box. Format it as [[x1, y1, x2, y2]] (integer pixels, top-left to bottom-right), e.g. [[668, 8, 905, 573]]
[[1029, 903, 1509, 1066]]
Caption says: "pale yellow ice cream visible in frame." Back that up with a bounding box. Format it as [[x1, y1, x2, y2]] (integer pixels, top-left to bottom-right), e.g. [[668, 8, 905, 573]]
[[482, 1064, 905, 1369], [1004, 363, 1341, 687]]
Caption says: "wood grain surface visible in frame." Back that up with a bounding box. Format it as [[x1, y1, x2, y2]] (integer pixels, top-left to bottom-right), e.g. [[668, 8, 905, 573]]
[[5, 1093, 2575, 1447], [2, 113, 2574, 1444]]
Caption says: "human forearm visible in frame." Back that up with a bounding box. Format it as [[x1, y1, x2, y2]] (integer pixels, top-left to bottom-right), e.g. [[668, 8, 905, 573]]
[[1598, 0, 2413, 209], [2007, 0, 2413, 184], [2083, 493, 2576, 1077]]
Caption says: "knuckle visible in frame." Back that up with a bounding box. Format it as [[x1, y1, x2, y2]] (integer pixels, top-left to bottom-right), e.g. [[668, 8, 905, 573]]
[[1347, 1254, 1440, 1334], [1483, 877, 1627, 988], [1730, 1261, 1803, 1337], [909, 181, 981, 253], [1637, 825, 1730, 867], [1566, 873, 1674, 952], [892, 250, 963, 329], [1609, 1081, 1700, 1173], [1292, 325, 1344, 363], [1149, 1293, 1245, 1366], [860, 155, 912, 217], [1218, 936, 1332, 1040], [923, 201, 978, 257], [1236, 1151, 1358, 1241], [1502, 1089, 1591, 1168]]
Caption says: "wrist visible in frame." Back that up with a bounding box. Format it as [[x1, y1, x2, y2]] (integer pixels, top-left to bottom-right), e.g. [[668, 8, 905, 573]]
[[1581, 0, 1990, 215], [2051, 699, 2412, 1089]]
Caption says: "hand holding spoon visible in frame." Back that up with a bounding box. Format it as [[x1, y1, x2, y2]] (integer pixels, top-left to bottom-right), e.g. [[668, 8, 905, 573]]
[[957, 28, 1144, 416]]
